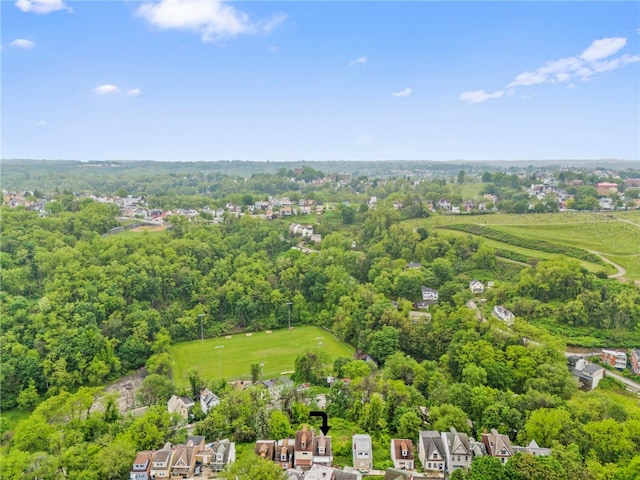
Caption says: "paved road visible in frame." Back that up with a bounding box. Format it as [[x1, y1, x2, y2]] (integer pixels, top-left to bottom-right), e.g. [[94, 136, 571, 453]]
[[603, 369, 640, 394], [565, 352, 640, 395]]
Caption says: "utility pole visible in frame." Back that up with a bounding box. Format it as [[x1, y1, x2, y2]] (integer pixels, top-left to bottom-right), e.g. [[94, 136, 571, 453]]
[[198, 313, 205, 344], [286, 301, 292, 330]]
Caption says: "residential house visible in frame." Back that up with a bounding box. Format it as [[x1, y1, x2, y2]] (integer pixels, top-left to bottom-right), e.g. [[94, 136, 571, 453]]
[[255, 440, 276, 461], [468, 438, 487, 458], [492, 306, 515, 325], [276, 439, 295, 470], [481, 429, 514, 465], [150, 444, 174, 479], [567, 356, 605, 391], [418, 430, 446, 473], [437, 199, 451, 210], [407, 262, 422, 269], [469, 280, 484, 294], [385, 470, 429, 480], [631, 349, 640, 375], [169, 443, 198, 479], [421, 287, 439, 303], [167, 395, 194, 420], [513, 440, 551, 457], [210, 439, 236, 472], [130, 450, 153, 480], [313, 433, 333, 467], [199, 388, 220, 415], [334, 468, 363, 480], [390, 439, 415, 470], [596, 182, 618, 195], [294, 425, 314, 469], [353, 434, 373, 471], [305, 465, 336, 480], [601, 350, 627, 370], [441, 428, 472, 473]]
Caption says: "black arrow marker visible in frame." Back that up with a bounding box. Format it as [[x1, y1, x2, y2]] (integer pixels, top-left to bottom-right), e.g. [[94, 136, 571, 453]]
[[309, 411, 330, 435]]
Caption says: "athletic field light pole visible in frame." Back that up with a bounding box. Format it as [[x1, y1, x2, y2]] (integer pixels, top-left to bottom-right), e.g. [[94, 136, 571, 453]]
[[286, 301, 292, 330], [198, 313, 205, 344], [215, 345, 224, 379]]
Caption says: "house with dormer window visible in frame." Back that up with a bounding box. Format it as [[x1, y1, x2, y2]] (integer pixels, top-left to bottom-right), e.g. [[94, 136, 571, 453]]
[[482, 429, 514, 464], [276, 439, 295, 469], [294, 425, 314, 469], [418, 431, 446, 472], [390, 439, 415, 470], [441, 428, 471, 473]]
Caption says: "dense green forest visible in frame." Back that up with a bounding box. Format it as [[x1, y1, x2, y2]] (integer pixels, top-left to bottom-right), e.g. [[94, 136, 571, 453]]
[[2, 165, 640, 480]]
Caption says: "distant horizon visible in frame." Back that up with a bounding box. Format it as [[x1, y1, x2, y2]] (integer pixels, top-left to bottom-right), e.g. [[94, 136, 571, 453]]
[[3, 157, 639, 166], [3, 1, 639, 161]]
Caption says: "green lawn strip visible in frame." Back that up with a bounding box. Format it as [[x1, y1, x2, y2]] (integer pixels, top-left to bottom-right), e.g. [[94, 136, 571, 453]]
[[170, 326, 354, 388], [436, 229, 609, 274], [490, 223, 640, 256]]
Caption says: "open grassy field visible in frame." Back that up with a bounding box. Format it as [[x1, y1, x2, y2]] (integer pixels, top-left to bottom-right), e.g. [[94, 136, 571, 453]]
[[437, 229, 611, 274], [490, 222, 639, 256], [170, 326, 354, 388], [406, 211, 639, 278]]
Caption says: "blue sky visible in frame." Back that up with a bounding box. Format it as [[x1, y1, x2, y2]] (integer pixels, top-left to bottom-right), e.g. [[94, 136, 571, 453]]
[[2, 0, 639, 162]]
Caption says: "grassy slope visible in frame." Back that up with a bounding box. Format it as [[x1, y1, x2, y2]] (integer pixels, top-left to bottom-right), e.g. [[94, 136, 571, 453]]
[[407, 211, 640, 277], [170, 326, 354, 388], [436, 229, 610, 274]]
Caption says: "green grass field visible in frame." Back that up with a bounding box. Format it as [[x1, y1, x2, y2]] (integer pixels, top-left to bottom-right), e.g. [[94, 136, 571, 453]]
[[407, 211, 640, 278], [436, 229, 612, 274], [170, 326, 354, 388]]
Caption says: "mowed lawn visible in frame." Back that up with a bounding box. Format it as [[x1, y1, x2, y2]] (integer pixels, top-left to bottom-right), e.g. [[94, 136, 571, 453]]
[[170, 326, 354, 388]]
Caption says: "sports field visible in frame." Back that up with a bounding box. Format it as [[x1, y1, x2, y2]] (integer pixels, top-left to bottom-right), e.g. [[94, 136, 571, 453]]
[[169, 326, 355, 388]]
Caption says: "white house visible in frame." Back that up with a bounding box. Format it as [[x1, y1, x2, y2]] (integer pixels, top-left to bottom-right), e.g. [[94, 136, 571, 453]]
[[352, 434, 373, 471], [421, 287, 439, 303], [418, 430, 446, 473], [200, 388, 220, 415], [442, 428, 472, 473], [469, 280, 484, 294]]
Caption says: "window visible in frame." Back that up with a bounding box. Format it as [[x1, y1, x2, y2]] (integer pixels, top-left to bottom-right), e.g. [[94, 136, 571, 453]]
[[318, 446, 325, 454], [280, 454, 286, 461]]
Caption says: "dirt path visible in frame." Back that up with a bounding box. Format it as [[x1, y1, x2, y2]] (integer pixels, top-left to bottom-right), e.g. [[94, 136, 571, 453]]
[[616, 217, 640, 228], [586, 249, 627, 280]]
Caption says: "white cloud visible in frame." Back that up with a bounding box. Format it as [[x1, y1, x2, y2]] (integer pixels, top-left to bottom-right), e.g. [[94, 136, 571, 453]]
[[94, 84, 121, 95], [580, 37, 627, 62], [463, 36, 639, 102], [10, 38, 37, 49], [459, 89, 504, 104], [268, 45, 278, 53], [15, 0, 71, 14], [135, 0, 286, 42], [392, 87, 412, 97], [127, 88, 142, 96], [349, 56, 367, 67], [33, 120, 47, 126]]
